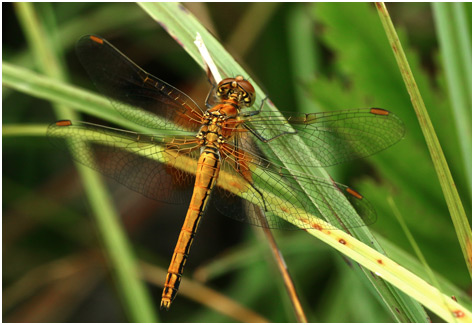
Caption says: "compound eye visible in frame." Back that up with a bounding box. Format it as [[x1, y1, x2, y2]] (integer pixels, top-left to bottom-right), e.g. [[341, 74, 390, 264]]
[[238, 80, 255, 95], [217, 78, 234, 87], [237, 80, 255, 106]]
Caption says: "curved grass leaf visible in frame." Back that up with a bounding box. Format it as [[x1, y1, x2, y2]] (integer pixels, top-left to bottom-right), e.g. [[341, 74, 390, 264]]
[[375, 2, 471, 277]]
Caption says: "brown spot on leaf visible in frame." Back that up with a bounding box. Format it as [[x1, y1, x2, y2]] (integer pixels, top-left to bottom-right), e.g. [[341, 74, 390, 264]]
[[453, 310, 464, 318]]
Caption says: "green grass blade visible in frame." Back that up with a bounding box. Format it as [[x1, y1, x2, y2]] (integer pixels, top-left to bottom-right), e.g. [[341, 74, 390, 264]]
[[2, 62, 164, 134], [375, 2, 472, 277], [4, 3, 145, 101], [3, 124, 48, 137], [13, 3, 158, 322], [377, 235, 471, 310], [432, 2, 472, 191]]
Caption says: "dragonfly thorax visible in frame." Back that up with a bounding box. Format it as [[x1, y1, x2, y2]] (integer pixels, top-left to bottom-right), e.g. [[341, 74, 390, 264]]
[[207, 102, 241, 119], [196, 114, 228, 148]]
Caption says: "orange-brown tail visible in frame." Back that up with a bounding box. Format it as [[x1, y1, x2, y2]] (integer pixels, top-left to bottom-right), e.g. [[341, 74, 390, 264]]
[[160, 148, 220, 310], [160, 208, 202, 310]]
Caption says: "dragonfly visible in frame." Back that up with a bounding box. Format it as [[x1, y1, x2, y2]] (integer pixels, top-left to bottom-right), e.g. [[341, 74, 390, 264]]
[[48, 35, 405, 310]]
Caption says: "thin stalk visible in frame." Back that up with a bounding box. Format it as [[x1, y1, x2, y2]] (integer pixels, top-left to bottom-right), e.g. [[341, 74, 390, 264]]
[[225, 2, 280, 58], [254, 206, 308, 322], [3, 124, 48, 137], [375, 2, 472, 276], [286, 4, 320, 112]]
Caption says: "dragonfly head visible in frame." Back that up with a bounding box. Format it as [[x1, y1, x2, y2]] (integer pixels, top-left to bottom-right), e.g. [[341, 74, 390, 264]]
[[216, 76, 255, 107]]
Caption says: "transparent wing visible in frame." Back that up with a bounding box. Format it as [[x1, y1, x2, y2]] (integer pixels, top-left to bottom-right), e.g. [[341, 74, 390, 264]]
[[213, 134, 376, 230], [47, 120, 201, 204], [241, 108, 405, 167], [48, 120, 376, 230], [76, 35, 204, 132]]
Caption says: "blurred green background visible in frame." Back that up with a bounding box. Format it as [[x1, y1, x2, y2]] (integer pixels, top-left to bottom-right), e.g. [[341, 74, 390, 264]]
[[3, 2, 471, 322]]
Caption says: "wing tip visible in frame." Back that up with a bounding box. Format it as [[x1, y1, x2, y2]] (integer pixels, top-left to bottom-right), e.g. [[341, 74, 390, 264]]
[[89, 35, 104, 44], [370, 107, 390, 116], [55, 120, 73, 127]]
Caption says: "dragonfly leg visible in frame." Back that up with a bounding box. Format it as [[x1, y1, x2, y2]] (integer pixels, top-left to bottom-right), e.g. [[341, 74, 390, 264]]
[[249, 179, 268, 212], [241, 96, 297, 142], [242, 96, 268, 117], [234, 166, 269, 214], [205, 85, 217, 109], [225, 147, 269, 215]]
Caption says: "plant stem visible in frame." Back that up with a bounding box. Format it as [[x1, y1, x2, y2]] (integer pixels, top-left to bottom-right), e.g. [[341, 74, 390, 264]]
[[375, 2, 472, 277]]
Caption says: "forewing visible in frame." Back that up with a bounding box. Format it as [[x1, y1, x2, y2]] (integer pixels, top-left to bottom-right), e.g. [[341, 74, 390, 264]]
[[76, 35, 204, 132], [242, 108, 405, 167], [48, 121, 200, 204]]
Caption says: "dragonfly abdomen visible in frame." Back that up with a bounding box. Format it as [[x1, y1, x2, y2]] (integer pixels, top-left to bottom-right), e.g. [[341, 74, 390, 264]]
[[161, 147, 221, 310]]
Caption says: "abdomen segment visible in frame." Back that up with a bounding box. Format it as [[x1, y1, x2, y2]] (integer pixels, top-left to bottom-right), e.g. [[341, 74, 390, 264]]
[[160, 148, 220, 310]]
